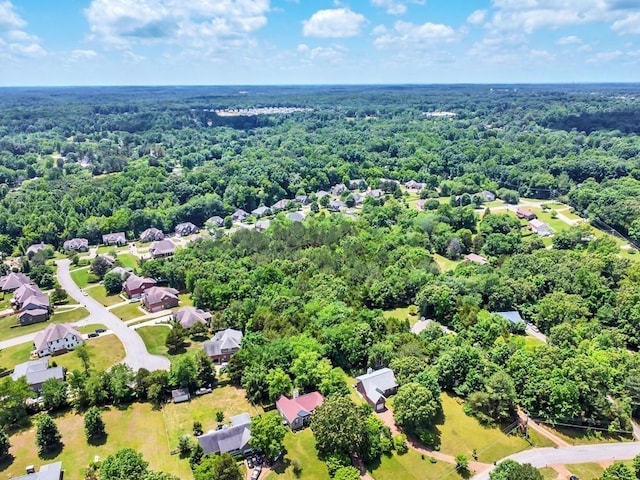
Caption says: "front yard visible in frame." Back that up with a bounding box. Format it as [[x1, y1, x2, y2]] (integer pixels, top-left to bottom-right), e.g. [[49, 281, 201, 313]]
[[86, 285, 122, 307], [265, 429, 329, 480], [110, 302, 145, 321]]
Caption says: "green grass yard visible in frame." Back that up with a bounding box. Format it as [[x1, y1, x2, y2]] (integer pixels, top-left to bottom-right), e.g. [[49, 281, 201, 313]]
[[137, 326, 205, 360], [0, 308, 88, 343], [0, 342, 33, 372], [433, 254, 460, 273], [371, 449, 461, 480], [383, 306, 419, 326], [538, 467, 558, 479], [110, 302, 145, 321], [117, 253, 138, 270], [265, 429, 330, 480], [69, 267, 99, 288], [565, 462, 605, 480], [85, 284, 123, 307], [51, 306, 89, 323], [542, 423, 631, 445], [76, 323, 107, 334]]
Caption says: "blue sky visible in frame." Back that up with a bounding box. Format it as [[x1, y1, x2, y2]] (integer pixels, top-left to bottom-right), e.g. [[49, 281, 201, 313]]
[[1, 0, 639, 85]]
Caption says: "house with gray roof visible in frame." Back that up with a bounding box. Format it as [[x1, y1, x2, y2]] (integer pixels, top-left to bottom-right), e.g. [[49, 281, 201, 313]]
[[149, 239, 176, 258], [232, 209, 248, 222], [33, 323, 83, 358], [328, 199, 346, 212], [251, 206, 270, 218], [206, 216, 225, 228], [349, 179, 366, 190], [356, 367, 398, 412], [197, 413, 251, 455], [405, 180, 426, 191], [294, 195, 310, 205], [368, 189, 384, 199], [255, 219, 271, 232], [315, 190, 330, 199], [102, 232, 127, 246], [0, 272, 32, 292], [286, 211, 304, 223], [172, 388, 190, 403], [271, 199, 290, 211], [204, 328, 243, 363], [140, 228, 165, 243], [26, 243, 47, 257], [12, 359, 64, 393], [330, 183, 347, 196], [173, 306, 211, 329], [15, 461, 63, 480], [107, 266, 133, 280], [62, 238, 89, 252], [175, 222, 199, 236], [493, 311, 525, 326]]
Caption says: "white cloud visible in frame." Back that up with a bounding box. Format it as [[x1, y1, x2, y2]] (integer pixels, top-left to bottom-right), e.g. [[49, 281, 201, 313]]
[[587, 50, 623, 63], [373, 20, 458, 49], [296, 43, 309, 52], [370, 0, 425, 15], [85, 0, 269, 52], [467, 9, 487, 25], [556, 35, 582, 45], [71, 49, 98, 61], [612, 12, 640, 34], [302, 8, 367, 38], [0, 1, 45, 59]]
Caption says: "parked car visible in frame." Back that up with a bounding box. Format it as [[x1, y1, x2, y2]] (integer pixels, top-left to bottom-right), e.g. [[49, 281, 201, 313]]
[[251, 466, 262, 480], [247, 457, 254, 469], [569, 477, 579, 480], [95, 328, 106, 334], [87, 332, 99, 338], [195, 387, 212, 395]]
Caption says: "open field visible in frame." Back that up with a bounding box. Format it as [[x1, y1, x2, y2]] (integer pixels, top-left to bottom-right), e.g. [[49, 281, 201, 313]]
[[434, 394, 554, 463], [4, 402, 192, 480], [370, 449, 461, 480], [86, 285, 123, 307], [110, 303, 145, 321], [433, 253, 460, 273], [265, 429, 329, 480]]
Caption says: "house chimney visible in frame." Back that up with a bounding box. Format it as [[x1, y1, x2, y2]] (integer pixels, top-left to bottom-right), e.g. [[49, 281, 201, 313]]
[[293, 389, 299, 399], [367, 367, 373, 375]]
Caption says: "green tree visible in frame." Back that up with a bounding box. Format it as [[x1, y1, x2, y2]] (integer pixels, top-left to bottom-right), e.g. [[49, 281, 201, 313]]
[[193, 453, 241, 480], [103, 271, 123, 295], [194, 350, 216, 387], [601, 463, 635, 480], [170, 355, 198, 391], [35, 413, 62, 454], [266, 367, 292, 403], [311, 396, 366, 457], [249, 412, 288, 460], [84, 406, 106, 441], [0, 427, 9, 459], [392, 382, 440, 433], [109, 364, 135, 405], [100, 448, 149, 480], [41, 378, 68, 411], [334, 466, 360, 480], [0, 377, 33, 428], [51, 286, 68, 304], [90, 255, 111, 279], [455, 454, 469, 474], [166, 325, 187, 354], [76, 344, 92, 373], [490, 460, 543, 480]]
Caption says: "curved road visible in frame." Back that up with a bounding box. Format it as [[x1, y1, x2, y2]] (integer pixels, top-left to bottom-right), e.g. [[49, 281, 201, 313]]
[[471, 442, 640, 480], [56, 259, 170, 371]]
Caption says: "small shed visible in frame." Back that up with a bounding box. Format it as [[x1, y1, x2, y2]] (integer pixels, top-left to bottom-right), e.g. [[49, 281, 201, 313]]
[[171, 388, 190, 403]]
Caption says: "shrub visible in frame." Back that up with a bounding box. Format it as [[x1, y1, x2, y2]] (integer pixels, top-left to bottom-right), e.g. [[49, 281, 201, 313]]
[[393, 434, 408, 454]]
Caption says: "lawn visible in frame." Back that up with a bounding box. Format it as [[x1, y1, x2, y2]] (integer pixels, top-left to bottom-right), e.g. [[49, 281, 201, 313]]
[[542, 423, 631, 445], [178, 293, 194, 307], [137, 325, 170, 356], [538, 467, 558, 479], [70, 267, 98, 288], [162, 384, 263, 448], [0, 308, 87, 342], [54, 334, 125, 372], [110, 302, 145, 321], [433, 254, 460, 273], [383, 306, 419, 326], [434, 394, 553, 463], [86, 284, 123, 307], [117, 253, 138, 270], [565, 462, 605, 480], [0, 342, 33, 373], [5, 402, 192, 480], [76, 323, 107, 334], [370, 449, 461, 480], [265, 429, 330, 480], [51, 306, 89, 323], [535, 210, 573, 234]]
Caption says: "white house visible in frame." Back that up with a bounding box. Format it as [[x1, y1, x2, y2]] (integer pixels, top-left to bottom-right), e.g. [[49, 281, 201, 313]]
[[529, 219, 551, 237], [33, 323, 83, 357]]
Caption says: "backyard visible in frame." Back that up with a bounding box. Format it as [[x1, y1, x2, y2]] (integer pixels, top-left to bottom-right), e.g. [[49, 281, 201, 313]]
[[265, 429, 329, 480]]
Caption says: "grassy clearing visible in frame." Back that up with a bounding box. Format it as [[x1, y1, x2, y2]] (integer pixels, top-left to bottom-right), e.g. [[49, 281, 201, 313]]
[[370, 449, 461, 480], [433, 253, 460, 273], [86, 285, 122, 307], [383, 306, 419, 326], [0, 342, 33, 372], [178, 293, 193, 307], [5, 402, 192, 480], [538, 467, 558, 479], [70, 267, 98, 288], [162, 384, 263, 448], [117, 253, 138, 270], [51, 307, 89, 323], [542, 424, 631, 445], [137, 325, 170, 356], [54, 335, 125, 373], [435, 393, 551, 463], [266, 429, 329, 480], [76, 323, 107, 334], [110, 303, 145, 321], [535, 210, 573, 234], [566, 462, 605, 480]]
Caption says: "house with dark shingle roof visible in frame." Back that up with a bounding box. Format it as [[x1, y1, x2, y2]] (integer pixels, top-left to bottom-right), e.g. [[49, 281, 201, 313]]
[[62, 238, 89, 252], [0, 272, 32, 292], [206, 216, 225, 228], [102, 232, 127, 246], [232, 209, 248, 222], [349, 179, 366, 190], [251, 206, 270, 218], [149, 239, 176, 258], [330, 183, 347, 196], [122, 274, 156, 298], [175, 222, 199, 236], [356, 368, 398, 412], [140, 228, 165, 243], [328, 199, 346, 212], [12, 359, 64, 393], [173, 306, 211, 329], [26, 243, 47, 257], [203, 328, 243, 363], [294, 195, 310, 205], [197, 413, 251, 455], [286, 211, 304, 223], [271, 199, 290, 211], [142, 286, 179, 312], [276, 392, 324, 430], [33, 323, 83, 358]]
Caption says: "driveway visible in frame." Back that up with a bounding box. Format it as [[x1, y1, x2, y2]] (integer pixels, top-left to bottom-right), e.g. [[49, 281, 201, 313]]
[[471, 442, 640, 480], [56, 259, 170, 371]]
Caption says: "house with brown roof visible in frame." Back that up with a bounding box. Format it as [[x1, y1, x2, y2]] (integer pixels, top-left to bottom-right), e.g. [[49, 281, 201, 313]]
[[516, 209, 537, 220], [276, 392, 325, 430], [13, 284, 51, 325], [102, 232, 127, 246], [173, 306, 211, 329], [175, 222, 199, 236], [19, 308, 49, 326], [140, 228, 165, 243], [203, 328, 243, 363], [33, 323, 83, 357], [142, 286, 179, 312], [62, 238, 89, 252], [149, 239, 176, 258], [0, 272, 32, 292], [122, 274, 156, 298]]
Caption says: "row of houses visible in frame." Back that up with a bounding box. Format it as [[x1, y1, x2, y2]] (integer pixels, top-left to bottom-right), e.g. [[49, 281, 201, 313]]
[[0, 272, 52, 326]]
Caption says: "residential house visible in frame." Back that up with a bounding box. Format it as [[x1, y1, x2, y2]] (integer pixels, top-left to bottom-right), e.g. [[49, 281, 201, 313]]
[[276, 392, 325, 430], [516, 209, 537, 220], [315, 190, 330, 199], [356, 368, 398, 412], [464, 253, 489, 265], [251, 206, 270, 218], [294, 195, 310, 205], [14, 284, 51, 325], [33, 323, 83, 358], [140, 228, 165, 243], [123, 274, 156, 298], [172, 388, 190, 403], [330, 183, 347, 196], [529, 219, 551, 237], [96, 254, 116, 268], [493, 311, 525, 326], [173, 306, 211, 329], [12, 359, 64, 393], [62, 238, 89, 252], [108, 266, 133, 280], [286, 212, 304, 223], [416, 199, 426, 211], [206, 216, 225, 228], [149, 239, 176, 258], [271, 199, 290, 211], [232, 209, 249, 222], [26, 243, 47, 257], [142, 286, 179, 312], [479, 190, 496, 202], [102, 232, 127, 246], [15, 461, 63, 480], [352, 193, 365, 206], [255, 219, 271, 232], [328, 200, 346, 212], [405, 180, 425, 191], [175, 222, 199, 236], [368, 189, 384, 199], [349, 179, 365, 190], [204, 328, 243, 363], [0, 272, 32, 293], [197, 412, 251, 455], [19, 308, 49, 326]]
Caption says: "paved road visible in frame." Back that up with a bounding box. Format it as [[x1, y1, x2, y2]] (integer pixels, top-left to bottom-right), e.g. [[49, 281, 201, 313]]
[[471, 442, 640, 480], [56, 259, 170, 371]]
